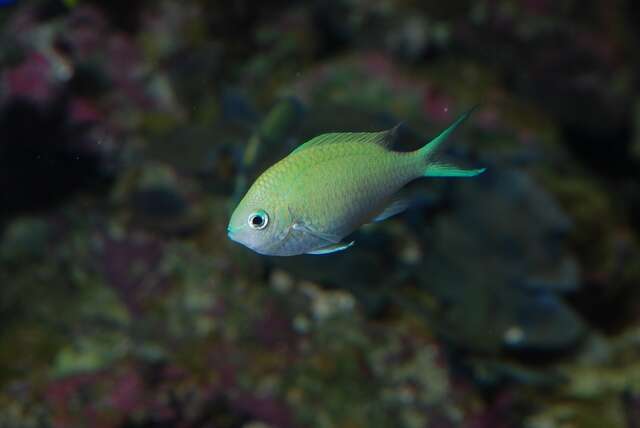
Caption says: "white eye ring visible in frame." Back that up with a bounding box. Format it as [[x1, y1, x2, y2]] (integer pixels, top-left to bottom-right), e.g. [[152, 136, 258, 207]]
[[248, 210, 269, 230]]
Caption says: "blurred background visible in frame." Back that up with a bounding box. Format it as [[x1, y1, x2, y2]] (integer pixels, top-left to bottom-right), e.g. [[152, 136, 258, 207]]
[[1, 0, 640, 427]]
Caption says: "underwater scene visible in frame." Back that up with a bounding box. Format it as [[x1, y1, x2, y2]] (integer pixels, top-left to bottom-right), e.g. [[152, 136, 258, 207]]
[[1, 0, 640, 427]]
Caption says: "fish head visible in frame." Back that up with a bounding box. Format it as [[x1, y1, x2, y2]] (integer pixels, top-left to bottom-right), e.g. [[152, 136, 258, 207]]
[[227, 185, 288, 255]]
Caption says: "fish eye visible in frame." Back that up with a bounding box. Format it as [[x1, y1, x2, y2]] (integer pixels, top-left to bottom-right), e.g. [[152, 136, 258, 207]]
[[248, 210, 269, 230]]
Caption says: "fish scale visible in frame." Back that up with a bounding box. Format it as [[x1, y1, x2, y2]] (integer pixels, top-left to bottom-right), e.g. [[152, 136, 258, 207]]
[[228, 109, 485, 256], [291, 147, 388, 231]]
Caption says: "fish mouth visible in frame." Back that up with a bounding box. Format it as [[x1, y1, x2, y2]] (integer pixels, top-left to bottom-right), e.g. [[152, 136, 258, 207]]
[[226, 226, 236, 239]]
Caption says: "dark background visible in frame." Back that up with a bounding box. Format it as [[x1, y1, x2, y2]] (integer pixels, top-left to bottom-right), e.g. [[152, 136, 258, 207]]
[[1, 0, 640, 427]]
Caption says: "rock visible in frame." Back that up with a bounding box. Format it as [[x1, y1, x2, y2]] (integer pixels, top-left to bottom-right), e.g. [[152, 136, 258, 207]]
[[418, 167, 585, 354]]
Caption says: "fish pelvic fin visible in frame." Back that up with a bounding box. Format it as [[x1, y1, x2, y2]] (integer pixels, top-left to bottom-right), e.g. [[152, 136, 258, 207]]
[[306, 241, 354, 255], [417, 106, 486, 178]]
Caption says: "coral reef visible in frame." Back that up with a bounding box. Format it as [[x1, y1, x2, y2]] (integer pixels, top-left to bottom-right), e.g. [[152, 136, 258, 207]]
[[1, 0, 639, 427]]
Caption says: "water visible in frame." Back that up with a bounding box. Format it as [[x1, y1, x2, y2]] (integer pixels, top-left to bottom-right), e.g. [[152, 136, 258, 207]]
[[1, 1, 639, 427]]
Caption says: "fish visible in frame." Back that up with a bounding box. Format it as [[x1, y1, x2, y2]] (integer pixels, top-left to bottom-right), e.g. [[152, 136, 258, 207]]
[[227, 108, 485, 256]]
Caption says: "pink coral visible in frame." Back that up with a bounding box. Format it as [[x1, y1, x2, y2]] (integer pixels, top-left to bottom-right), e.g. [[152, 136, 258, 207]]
[[3, 52, 56, 103]]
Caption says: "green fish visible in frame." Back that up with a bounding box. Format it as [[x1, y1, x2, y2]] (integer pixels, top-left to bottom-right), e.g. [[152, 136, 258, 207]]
[[227, 108, 485, 256]]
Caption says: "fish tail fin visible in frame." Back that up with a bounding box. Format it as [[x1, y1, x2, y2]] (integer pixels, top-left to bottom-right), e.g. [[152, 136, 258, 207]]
[[417, 106, 485, 178]]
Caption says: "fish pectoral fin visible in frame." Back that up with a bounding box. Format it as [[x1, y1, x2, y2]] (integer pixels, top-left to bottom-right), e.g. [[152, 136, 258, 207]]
[[292, 222, 341, 243], [306, 241, 355, 255], [372, 199, 410, 222]]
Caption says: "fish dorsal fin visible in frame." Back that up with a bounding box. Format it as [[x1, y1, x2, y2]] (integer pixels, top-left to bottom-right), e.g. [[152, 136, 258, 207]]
[[292, 125, 400, 154]]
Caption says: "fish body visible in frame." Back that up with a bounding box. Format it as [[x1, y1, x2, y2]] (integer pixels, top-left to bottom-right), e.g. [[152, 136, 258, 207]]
[[227, 109, 485, 256]]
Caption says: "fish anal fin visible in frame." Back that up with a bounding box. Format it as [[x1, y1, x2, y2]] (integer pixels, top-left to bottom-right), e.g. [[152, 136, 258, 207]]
[[306, 241, 355, 255], [372, 199, 409, 222]]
